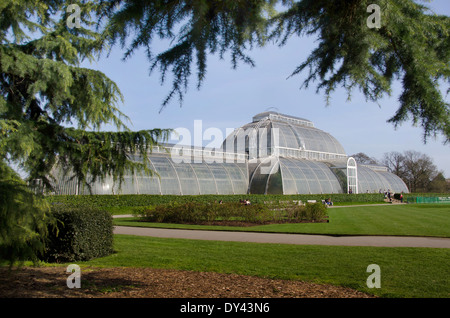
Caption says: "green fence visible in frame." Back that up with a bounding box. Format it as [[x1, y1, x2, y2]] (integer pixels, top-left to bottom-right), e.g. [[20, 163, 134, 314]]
[[407, 196, 450, 204]]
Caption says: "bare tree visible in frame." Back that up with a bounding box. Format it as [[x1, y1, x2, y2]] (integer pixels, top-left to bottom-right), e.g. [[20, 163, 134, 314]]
[[404, 151, 440, 192], [382, 151, 406, 178], [350, 152, 379, 165], [384, 150, 441, 192]]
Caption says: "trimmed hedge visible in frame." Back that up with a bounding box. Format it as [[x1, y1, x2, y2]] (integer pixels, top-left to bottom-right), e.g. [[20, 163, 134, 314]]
[[134, 201, 328, 224], [43, 206, 114, 263], [47, 193, 385, 208]]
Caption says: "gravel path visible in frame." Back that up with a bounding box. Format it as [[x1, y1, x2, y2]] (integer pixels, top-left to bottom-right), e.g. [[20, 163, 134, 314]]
[[113, 225, 450, 248]]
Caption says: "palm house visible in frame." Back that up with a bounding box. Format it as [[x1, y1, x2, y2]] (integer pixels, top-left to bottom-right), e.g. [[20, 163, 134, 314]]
[[50, 111, 409, 195]]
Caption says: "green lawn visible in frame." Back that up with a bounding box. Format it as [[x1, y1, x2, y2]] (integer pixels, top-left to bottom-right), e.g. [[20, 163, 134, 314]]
[[113, 204, 450, 238], [79, 234, 450, 298], [23, 203, 449, 298], [86, 203, 450, 298]]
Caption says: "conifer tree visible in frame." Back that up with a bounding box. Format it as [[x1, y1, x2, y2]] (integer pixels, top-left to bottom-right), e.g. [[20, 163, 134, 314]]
[[0, 0, 170, 264], [101, 0, 449, 143], [1, 0, 449, 264]]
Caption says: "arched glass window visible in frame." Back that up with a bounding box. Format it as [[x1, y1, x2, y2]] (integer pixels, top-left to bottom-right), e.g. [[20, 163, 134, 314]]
[[347, 157, 358, 194]]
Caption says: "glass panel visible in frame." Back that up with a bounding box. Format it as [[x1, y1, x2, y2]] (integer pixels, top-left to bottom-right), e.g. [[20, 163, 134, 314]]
[[307, 161, 333, 194], [374, 171, 408, 193], [386, 172, 409, 193], [280, 124, 300, 149], [248, 159, 271, 194], [271, 123, 287, 148], [281, 159, 309, 194], [172, 162, 200, 195], [305, 161, 329, 193], [282, 178, 297, 195], [360, 167, 381, 193], [296, 160, 319, 193], [136, 175, 161, 194], [116, 176, 138, 194], [209, 163, 233, 195], [279, 159, 298, 194], [357, 170, 369, 193], [347, 158, 358, 194], [150, 156, 181, 195], [191, 163, 217, 194], [266, 164, 283, 195], [232, 180, 248, 194], [51, 169, 79, 195], [215, 180, 234, 195]]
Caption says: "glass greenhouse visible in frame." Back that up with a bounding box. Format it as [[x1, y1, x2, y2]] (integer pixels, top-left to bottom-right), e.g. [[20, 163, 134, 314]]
[[49, 111, 409, 195], [50, 147, 249, 195]]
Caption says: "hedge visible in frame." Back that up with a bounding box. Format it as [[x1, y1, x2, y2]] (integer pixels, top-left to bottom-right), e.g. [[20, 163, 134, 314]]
[[47, 193, 385, 209], [42, 206, 114, 263], [134, 201, 328, 224]]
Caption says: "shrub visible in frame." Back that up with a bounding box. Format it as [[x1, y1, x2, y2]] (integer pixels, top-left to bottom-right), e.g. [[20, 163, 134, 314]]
[[282, 203, 328, 222], [134, 200, 328, 225], [135, 201, 273, 224], [43, 206, 114, 262], [284, 205, 307, 222], [47, 193, 385, 209], [305, 202, 328, 221], [239, 204, 272, 223]]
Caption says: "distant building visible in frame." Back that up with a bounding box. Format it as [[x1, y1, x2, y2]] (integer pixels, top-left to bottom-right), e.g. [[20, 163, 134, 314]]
[[50, 112, 409, 195]]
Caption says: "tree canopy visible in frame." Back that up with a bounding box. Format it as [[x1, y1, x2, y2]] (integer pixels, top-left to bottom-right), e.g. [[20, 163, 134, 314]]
[[382, 150, 448, 192], [1, 0, 449, 264], [0, 0, 171, 190], [100, 0, 450, 143], [0, 0, 170, 264]]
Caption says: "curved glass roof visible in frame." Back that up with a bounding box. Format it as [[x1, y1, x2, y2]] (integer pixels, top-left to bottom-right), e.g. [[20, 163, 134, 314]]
[[357, 165, 409, 193], [222, 112, 346, 159], [249, 157, 344, 195], [248, 157, 409, 195], [252, 111, 314, 127], [48, 112, 409, 196], [51, 153, 248, 195]]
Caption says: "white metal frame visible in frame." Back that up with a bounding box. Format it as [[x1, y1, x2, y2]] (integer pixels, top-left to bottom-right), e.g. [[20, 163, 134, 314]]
[[347, 157, 358, 194]]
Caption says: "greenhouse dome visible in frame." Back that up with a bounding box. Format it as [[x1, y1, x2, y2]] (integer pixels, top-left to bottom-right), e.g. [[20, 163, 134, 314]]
[[48, 111, 409, 195], [222, 112, 347, 161], [221, 111, 408, 195]]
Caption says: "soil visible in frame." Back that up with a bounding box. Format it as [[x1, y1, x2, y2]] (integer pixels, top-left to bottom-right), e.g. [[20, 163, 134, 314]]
[[0, 266, 375, 298]]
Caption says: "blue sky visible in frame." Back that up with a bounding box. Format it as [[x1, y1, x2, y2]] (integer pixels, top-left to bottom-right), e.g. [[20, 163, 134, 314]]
[[84, 0, 450, 177]]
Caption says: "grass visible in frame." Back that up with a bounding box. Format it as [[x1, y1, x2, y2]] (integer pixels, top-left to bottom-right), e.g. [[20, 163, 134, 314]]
[[77, 234, 450, 298], [86, 203, 450, 298], [10, 202, 448, 298], [113, 204, 450, 238]]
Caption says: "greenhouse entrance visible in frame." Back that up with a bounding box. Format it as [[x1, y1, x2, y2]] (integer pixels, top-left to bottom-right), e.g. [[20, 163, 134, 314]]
[[347, 157, 358, 194]]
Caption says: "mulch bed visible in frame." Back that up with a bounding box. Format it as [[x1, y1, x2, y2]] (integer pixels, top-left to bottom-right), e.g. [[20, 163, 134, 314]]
[[0, 266, 375, 298]]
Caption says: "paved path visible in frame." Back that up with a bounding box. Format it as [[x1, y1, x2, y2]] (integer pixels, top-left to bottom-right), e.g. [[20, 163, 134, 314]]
[[113, 225, 450, 248]]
